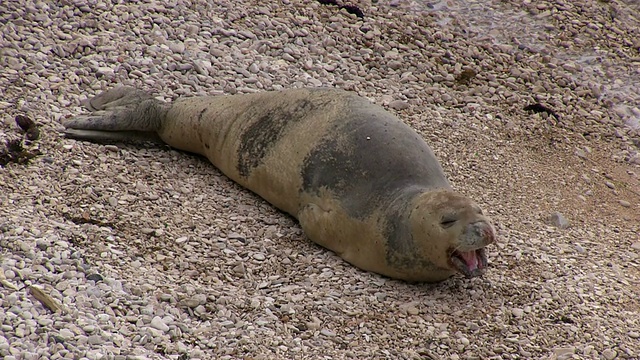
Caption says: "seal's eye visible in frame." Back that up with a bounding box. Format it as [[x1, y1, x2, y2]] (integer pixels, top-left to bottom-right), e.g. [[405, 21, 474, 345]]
[[440, 215, 457, 228]]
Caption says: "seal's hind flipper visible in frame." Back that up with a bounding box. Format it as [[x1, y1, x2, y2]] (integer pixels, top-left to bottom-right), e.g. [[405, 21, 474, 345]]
[[63, 88, 169, 142], [82, 86, 155, 111], [64, 128, 165, 144]]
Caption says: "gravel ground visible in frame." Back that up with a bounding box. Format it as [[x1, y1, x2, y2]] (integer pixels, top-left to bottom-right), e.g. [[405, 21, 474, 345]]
[[1, 0, 639, 359]]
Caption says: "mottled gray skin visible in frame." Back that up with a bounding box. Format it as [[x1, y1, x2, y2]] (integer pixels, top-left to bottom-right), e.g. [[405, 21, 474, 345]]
[[64, 87, 496, 282]]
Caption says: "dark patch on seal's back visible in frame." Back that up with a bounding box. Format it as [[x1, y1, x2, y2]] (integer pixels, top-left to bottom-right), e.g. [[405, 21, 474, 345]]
[[237, 99, 315, 177], [300, 106, 449, 220]]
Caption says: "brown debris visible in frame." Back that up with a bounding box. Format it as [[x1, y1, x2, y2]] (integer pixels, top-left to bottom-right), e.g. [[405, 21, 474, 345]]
[[28, 285, 62, 313], [524, 103, 560, 120], [0, 114, 42, 166]]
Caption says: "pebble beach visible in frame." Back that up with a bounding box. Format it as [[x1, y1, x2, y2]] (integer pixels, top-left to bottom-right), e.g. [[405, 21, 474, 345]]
[[1, 0, 639, 359]]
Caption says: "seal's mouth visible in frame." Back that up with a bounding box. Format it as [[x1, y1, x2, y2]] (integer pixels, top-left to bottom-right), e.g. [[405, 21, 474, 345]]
[[449, 248, 488, 278]]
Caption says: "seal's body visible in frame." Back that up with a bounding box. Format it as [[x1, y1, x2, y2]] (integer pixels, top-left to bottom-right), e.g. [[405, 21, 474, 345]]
[[64, 87, 496, 282]]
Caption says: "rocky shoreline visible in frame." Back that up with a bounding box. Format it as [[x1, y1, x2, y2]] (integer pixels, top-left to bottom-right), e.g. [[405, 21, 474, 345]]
[[1, 0, 638, 359]]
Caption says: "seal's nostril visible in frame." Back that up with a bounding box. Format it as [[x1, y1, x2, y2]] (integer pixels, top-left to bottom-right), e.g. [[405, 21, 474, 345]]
[[483, 226, 497, 244]]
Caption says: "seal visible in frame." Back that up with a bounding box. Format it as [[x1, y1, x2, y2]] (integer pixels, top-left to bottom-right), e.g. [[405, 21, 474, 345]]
[[63, 87, 496, 282]]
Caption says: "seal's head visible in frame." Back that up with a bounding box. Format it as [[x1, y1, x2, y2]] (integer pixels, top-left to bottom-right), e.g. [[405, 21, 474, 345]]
[[402, 190, 496, 282]]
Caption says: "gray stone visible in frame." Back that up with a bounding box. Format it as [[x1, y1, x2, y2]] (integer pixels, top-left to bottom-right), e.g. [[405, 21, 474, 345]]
[[150, 316, 170, 332], [389, 100, 410, 110], [549, 212, 570, 229]]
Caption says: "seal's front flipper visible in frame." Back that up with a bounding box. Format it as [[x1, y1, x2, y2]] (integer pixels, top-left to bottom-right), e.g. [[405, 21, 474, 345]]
[[297, 201, 387, 276], [63, 87, 169, 142], [297, 202, 348, 255]]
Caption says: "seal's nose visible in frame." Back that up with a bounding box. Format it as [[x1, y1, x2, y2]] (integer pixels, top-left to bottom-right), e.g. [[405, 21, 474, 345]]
[[466, 221, 496, 246]]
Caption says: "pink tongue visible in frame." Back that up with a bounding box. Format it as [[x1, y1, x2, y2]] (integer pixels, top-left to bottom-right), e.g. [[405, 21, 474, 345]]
[[459, 251, 479, 271]]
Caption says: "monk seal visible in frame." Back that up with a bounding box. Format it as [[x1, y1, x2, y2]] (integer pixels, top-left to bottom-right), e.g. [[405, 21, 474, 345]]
[[63, 87, 496, 282]]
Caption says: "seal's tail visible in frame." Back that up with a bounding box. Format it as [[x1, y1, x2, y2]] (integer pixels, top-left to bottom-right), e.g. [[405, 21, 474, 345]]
[[62, 87, 167, 143]]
